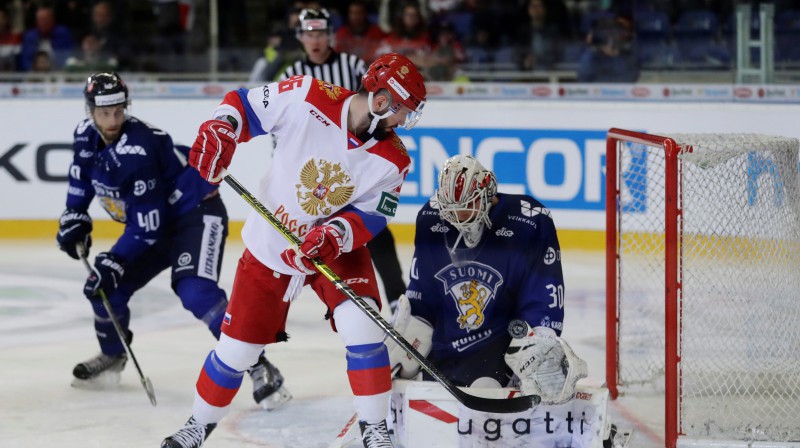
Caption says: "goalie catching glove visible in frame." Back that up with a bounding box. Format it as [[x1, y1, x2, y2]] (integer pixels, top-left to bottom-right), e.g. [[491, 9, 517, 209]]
[[190, 118, 238, 184], [84, 252, 125, 300], [504, 321, 587, 405], [56, 208, 92, 260], [280, 222, 346, 274], [386, 294, 433, 379]]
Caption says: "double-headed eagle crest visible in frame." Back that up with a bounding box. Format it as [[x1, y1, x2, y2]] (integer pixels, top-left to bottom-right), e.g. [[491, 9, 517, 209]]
[[296, 158, 355, 216], [317, 80, 343, 100]]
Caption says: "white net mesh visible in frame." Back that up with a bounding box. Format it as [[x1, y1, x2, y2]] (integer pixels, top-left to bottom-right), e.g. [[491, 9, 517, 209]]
[[615, 133, 800, 443]]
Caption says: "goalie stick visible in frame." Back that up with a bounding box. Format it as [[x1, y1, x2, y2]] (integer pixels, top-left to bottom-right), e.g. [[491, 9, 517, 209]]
[[77, 243, 157, 406], [222, 170, 540, 413]]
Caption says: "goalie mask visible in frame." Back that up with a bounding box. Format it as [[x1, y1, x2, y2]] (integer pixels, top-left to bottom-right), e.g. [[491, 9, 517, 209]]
[[436, 155, 498, 249]]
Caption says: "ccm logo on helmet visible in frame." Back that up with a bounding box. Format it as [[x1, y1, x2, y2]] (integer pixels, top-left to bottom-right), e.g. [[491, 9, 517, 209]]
[[388, 77, 411, 100]]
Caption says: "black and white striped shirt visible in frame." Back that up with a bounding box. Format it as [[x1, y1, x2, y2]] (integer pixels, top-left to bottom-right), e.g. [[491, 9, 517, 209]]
[[280, 50, 367, 91]]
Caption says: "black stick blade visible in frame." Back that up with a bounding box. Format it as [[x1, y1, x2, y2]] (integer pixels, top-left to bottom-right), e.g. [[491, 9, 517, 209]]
[[454, 388, 540, 413]]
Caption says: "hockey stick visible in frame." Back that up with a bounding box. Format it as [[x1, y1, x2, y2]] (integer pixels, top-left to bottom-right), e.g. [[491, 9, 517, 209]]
[[77, 243, 157, 406], [221, 171, 539, 413]]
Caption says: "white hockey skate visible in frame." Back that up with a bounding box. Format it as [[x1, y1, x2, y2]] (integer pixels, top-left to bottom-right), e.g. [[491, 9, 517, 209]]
[[161, 416, 216, 448], [70, 352, 127, 389], [248, 354, 292, 410], [359, 420, 394, 448]]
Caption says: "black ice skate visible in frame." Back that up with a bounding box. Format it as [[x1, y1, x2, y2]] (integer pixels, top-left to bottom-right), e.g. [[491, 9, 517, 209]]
[[359, 420, 394, 448], [161, 416, 216, 448], [248, 354, 292, 410], [71, 352, 127, 387]]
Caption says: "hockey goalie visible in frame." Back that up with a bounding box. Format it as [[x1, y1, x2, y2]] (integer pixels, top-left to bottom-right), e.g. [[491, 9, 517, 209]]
[[332, 155, 628, 448]]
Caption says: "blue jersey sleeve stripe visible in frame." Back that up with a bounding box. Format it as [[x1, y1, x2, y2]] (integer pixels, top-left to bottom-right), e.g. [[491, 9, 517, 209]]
[[236, 88, 267, 138], [340, 205, 387, 237]]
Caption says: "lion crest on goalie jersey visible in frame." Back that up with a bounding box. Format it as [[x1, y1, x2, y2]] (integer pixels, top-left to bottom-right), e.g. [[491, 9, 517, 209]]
[[295, 158, 355, 216], [435, 262, 504, 332]]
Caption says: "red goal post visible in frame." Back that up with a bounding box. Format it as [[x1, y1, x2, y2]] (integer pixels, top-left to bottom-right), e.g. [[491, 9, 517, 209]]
[[605, 128, 800, 448]]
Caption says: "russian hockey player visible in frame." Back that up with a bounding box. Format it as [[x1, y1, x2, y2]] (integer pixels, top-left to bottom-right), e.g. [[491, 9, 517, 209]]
[[161, 53, 427, 448]]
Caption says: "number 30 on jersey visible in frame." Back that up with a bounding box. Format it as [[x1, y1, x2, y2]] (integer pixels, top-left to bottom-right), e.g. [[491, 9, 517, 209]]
[[547, 284, 564, 309]]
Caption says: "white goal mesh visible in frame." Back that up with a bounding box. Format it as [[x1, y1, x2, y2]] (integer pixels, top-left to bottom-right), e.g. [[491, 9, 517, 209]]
[[611, 132, 800, 444]]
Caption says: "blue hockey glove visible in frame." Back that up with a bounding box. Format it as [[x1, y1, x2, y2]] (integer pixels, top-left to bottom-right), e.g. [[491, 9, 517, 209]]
[[84, 252, 125, 300], [56, 208, 92, 260]]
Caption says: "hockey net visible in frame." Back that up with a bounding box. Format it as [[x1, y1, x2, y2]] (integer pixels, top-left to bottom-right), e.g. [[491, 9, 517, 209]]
[[605, 129, 800, 447]]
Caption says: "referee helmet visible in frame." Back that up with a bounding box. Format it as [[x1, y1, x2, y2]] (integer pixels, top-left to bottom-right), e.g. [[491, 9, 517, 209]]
[[296, 8, 332, 37]]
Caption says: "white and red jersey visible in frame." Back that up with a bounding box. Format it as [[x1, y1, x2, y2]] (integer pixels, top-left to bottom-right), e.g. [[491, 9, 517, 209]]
[[213, 75, 411, 274]]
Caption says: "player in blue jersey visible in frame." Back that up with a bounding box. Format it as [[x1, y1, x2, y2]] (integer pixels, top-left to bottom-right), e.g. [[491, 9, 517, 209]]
[[55, 72, 291, 409], [388, 155, 587, 405]]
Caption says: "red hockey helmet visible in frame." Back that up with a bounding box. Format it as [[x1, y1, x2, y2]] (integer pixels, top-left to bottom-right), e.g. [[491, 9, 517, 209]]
[[362, 53, 427, 129]]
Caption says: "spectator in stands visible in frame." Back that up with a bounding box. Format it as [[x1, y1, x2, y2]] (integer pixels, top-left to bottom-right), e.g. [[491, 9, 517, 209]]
[[334, 0, 385, 63], [542, 0, 573, 39], [514, 0, 563, 70], [428, 20, 465, 80], [151, 0, 188, 70], [576, 15, 640, 82], [31, 49, 52, 72], [20, 5, 73, 71], [0, 7, 22, 71], [55, 0, 90, 43], [378, 0, 429, 33], [217, 0, 248, 47], [248, 4, 305, 83], [65, 33, 118, 72], [89, 2, 128, 68], [459, 0, 507, 66], [375, 2, 431, 69]]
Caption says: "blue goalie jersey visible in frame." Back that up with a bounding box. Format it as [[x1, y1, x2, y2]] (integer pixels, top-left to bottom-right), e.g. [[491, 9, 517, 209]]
[[406, 193, 565, 387], [65, 117, 217, 261]]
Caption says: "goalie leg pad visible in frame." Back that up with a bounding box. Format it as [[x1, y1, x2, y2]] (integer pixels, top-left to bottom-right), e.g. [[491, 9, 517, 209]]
[[385, 294, 433, 379]]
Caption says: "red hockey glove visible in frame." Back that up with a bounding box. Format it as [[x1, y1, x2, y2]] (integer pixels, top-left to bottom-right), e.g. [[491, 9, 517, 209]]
[[280, 246, 317, 275], [280, 223, 346, 275], [190, 119, 237, 184], [299, 224, 346, 260]]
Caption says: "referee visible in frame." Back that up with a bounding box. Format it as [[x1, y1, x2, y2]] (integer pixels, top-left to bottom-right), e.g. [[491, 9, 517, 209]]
[[283, 8, 408, 309], [280, 8, 366, 90]]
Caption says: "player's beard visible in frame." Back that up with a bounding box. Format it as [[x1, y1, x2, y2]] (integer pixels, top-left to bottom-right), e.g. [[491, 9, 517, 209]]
[[361, 117, 392, 142], [99, 127, 122, 144]]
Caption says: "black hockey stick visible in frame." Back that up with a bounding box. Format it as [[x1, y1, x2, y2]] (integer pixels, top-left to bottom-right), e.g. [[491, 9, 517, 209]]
[[77, 243, 157, 406], [222, 171, 540, 413]]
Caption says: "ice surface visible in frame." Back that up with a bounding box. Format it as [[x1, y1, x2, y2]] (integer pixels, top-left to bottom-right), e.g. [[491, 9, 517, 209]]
[[0, 240, 661, 447]]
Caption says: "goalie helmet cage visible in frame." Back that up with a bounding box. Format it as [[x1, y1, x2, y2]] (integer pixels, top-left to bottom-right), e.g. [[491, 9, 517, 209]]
[[604, 128, 800, 448]]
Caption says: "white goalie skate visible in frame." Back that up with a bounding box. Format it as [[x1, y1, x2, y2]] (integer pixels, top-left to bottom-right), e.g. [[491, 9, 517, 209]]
[[248, 354, 292, 410], [70, 352, 127, 389]]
